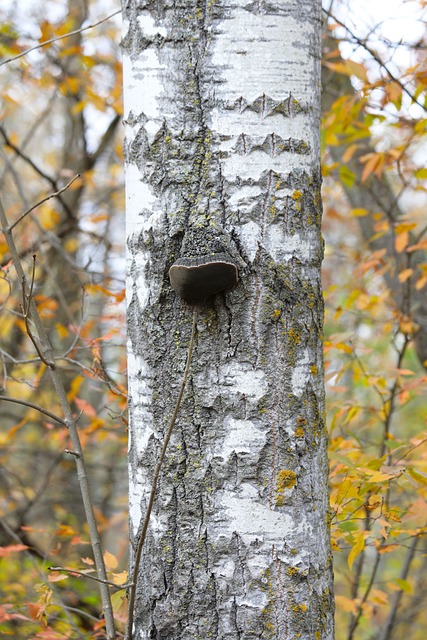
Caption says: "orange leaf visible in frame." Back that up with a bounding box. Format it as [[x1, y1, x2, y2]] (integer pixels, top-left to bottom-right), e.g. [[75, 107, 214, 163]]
[[55, 524, 77, 537], [335, 595, 358, 614], [395, 231, 409, 253], [0, 544, 28, 556], [378, 544, 400, 554], [407, 239, 427, 252], [74, 397, 97, 416], [342, 144, 360, 163], [361, 153, 384, 182], [27, 602, 42, 620], [398, 268, 413, 282], [48, 572, 68, 583]]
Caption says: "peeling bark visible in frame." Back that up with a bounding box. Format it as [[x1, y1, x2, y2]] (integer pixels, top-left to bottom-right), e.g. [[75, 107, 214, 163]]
[[123, 1, 333, 638]]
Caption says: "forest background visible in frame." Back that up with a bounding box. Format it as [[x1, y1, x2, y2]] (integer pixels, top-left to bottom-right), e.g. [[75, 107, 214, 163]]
[[0, 0, 426, 639]]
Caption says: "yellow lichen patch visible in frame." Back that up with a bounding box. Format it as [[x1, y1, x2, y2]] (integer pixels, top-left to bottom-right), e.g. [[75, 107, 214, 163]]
[[287, 328, 301, 344], [293, 603, 307, 613], [276, 469, 297, 506], [291, 189, 303, 212], [277, 469, 297, 492]]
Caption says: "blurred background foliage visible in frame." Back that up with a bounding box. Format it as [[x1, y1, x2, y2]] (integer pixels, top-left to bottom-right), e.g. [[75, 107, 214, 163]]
[[0, 0, 426, 638]]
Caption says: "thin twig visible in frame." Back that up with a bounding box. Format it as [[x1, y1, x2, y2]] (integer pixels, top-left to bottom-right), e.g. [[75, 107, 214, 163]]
[[0, 10, 122, 67], [0, 196, 116, 639], [347, 549, 381, 640], [0, 395, 67, 426], [48, 566, 132, 590], [380, 335, 410, 459], [9, 175, 80, 231], [0, 126, 60, 190], [324, 10, 427, 112], [377, 535, 420, 640], [124, 308, 198, 640], [20, 256, 56, 368]]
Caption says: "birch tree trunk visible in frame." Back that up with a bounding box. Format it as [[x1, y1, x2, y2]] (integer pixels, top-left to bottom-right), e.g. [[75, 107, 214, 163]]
[[122, 0, 334, 638]]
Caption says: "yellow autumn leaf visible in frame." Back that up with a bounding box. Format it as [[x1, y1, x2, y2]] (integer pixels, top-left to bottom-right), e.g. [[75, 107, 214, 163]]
[[348, 531, 365, 571], [344, 406, 361, 425], [351, 208, 368, 217], [331, 538, 341, 551], [67, 375, 84, 402], [371, 588, 389, 606], [56, 524, 77, 537], [104, 550, 118, 570], [0, 277, 10, 305], [0, 313, 15, 339], [332, 477, 352, 507], [362, 468, 397, 483], [394, 578, 413, 593], [38, 205, 61, 231], [59, 76, 81, 95], [110, 570, 128, 586], [408, 468, 427, 487], [64, 237, 79, 253], [395, 222, 417, 234], [55, 322, 69, 339], [366, 494, 382, 511]]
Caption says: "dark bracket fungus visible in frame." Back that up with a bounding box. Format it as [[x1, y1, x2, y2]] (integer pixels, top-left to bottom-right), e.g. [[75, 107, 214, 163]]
[[169, 253, 238, 302]]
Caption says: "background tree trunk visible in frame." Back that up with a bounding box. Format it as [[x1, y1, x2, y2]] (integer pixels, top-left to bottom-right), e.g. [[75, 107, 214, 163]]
[[123, 0, 334, 637], [322, 35, 427, 369]]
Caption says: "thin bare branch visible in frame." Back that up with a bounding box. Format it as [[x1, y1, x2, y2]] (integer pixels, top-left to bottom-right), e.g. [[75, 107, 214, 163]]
[[324, 10, 427, 112], [0, 126, 59, 190], [0, 195, 116, 639], [20, 257, 56, 368], [347, 550, 382, 640], [0, 395, 67, 425], [378, 535, 420, 640], [48, 566, 131, 590], [0, 10, 121, 67], [9, 175, 80, 231]]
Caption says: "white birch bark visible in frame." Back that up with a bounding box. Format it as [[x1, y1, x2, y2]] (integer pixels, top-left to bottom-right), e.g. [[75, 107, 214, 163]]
[[122, 0, 334, 638]]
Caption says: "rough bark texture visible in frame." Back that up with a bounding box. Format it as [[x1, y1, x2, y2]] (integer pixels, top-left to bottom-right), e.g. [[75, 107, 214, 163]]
[[123, 0, 334, 638]]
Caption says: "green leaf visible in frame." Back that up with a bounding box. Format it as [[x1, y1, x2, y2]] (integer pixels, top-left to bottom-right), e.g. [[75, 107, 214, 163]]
[[339, 166, 355, 188]]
